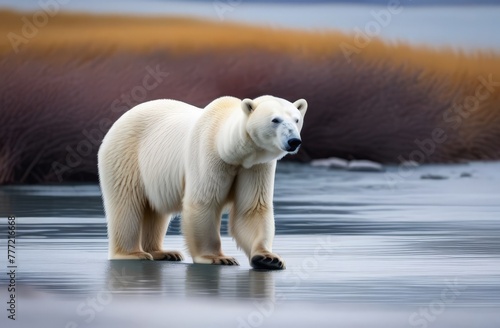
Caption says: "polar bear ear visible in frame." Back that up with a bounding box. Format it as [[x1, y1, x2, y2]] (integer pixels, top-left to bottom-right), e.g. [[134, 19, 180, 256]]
[[241, 98, 255, 116], [294, 99, 308, 117]]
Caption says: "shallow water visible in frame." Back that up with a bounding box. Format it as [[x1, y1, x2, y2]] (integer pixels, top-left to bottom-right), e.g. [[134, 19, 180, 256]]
[[1, 162, 500, 327]]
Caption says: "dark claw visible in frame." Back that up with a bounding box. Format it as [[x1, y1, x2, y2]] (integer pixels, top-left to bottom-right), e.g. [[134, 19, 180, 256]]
[[214, 258, 239, 265], [160, 253, 183, 261]]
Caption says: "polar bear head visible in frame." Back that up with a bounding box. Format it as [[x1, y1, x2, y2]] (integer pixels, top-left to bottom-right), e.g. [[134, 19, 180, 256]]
[[242, 95, 308, 156]]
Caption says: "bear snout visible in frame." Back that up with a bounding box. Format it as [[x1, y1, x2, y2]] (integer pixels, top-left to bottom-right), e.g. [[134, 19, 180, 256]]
[[287, 138, 302, 152]]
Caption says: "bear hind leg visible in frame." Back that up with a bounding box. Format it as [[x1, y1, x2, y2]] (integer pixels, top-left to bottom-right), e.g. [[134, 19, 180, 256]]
[[106, 192, 153, 260], [104, 173, 153, 260], [141, 205, 183, 261]]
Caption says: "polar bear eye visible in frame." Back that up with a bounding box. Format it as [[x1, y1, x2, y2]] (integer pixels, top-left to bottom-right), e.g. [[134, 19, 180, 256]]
[[295, 118, 299, 123], [271, 118, 281, 124]]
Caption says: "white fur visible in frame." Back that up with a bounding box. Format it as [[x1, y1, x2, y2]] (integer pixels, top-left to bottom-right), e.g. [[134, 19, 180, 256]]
[[98, 95, 307, 265]]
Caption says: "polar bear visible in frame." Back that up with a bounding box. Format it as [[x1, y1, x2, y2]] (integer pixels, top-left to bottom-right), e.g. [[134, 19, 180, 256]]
[[98, 95, 307, 270]]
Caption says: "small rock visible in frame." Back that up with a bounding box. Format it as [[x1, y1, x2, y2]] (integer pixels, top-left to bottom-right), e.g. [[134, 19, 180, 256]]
[[420, 174, 448, 180], [310, 157, 348, 169], [400, 160, 420, 167], [347, 160, 384, 172], [326, 157, 349, 169], [460, 172, 472, 178], [310, 159, 333, 167]]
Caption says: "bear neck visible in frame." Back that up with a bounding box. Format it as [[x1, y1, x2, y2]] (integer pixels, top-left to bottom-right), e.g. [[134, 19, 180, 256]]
[[217, 111, 281, 169]]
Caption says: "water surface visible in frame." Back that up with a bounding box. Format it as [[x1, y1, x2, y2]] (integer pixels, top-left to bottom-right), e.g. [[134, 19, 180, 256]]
[[1, 162, 499, 327]]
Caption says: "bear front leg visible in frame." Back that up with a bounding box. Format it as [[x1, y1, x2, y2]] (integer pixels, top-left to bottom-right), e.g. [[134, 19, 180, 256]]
[[231, 210, 285, 270], [230, 162, 285, 270], [182, 200, 239, 266]]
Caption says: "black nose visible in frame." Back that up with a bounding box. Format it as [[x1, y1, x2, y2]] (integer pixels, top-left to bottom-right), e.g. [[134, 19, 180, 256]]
[[287, 138, 302, 151]]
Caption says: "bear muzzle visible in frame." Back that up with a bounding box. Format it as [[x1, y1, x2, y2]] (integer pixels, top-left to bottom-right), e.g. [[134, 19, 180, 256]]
[[286, 138, 302, 152]]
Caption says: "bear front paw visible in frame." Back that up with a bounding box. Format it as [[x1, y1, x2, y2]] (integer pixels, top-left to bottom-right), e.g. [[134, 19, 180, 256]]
[[251, 254, 286, 270]]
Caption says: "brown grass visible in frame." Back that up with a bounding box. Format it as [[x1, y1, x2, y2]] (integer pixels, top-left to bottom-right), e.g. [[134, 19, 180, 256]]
[[1, 9, 500, 183], [0, 9, 498, 78]]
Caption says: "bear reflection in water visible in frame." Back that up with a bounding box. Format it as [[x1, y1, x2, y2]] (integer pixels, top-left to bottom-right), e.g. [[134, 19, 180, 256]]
[[106, 260, 274, 299]]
